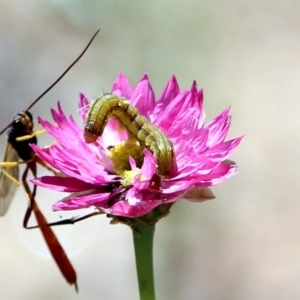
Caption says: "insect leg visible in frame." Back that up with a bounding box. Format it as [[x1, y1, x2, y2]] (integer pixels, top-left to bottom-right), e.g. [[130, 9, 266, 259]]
[[0, 157, 34, 167], [22, 161, 78, 290], [25, 157, 103, 229], [16, 122, 48, 142], [26, 211, 104, 229], [16, 130, 45, 142], [0, 168, 20, 186], [35, 156, 57, 174]]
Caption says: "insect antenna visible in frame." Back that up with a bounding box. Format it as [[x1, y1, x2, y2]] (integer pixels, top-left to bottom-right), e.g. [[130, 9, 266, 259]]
[[0, 29, 100, 136], [0, 29, 100, 289]]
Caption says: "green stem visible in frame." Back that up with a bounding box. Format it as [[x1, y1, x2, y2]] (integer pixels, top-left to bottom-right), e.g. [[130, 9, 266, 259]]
[[132, 225, 156, 300]]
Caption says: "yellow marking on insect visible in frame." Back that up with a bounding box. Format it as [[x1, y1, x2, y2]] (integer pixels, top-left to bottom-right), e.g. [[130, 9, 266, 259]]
[[0, 168, 21, 186], [16, 129, 46, 141], [84, 94, 174, 176], [0, 158, 34, 167]]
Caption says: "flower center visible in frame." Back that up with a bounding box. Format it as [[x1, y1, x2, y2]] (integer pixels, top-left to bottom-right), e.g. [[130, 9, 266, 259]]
[[107, 134, 144, 176], [121, 169, 141, 186]]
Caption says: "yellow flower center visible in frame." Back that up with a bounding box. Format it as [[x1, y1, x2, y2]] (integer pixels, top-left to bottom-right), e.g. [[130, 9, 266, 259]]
[[107, 134, 145, 177], [121, 169, 139, 186]]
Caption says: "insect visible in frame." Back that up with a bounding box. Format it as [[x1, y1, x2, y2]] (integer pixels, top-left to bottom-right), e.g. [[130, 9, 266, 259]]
[[84, 93, 174, 176], [0, 30, 100, 291]]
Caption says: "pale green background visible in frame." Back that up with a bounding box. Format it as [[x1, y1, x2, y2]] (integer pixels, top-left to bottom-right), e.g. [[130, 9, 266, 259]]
[[0, 1, 298, 299]]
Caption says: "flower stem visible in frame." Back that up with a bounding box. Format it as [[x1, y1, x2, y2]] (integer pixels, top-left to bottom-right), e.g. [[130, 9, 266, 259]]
[[132, 225, 156, 300]]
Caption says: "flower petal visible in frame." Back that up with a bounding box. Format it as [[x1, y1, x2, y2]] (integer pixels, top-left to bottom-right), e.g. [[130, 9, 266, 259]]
[[53, 190, 111, 211], [31, 175, 96, 192], [130, 74, 156, 116], [31, 74, 242, 218], [111, 72, 133, 98]]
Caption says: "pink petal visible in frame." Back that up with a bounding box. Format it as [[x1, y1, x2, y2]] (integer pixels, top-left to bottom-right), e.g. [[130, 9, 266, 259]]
[[194, 163, 239, 187], [205, 136, 244, 161], [53, 191, 111, 211], [31, 175, 96, 192], [205, 107, 231, 146], [111, 73, 132, 98], [108, 199, 162, 218], [154, 75, 180, 116], [140, 149, 157, 180], [30, 73, 243, 218], [130, 74, 156, 116]]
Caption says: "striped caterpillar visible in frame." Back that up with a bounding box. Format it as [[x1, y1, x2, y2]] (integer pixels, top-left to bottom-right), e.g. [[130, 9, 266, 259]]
[[84, 93, 174, 176]]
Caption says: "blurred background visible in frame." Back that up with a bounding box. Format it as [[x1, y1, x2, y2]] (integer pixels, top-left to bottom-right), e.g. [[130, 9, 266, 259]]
[[0, 0, 299, 299]]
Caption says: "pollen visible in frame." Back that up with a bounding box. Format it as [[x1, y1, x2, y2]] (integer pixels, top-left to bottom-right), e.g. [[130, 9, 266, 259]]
[[107, 135, 144, 176], [121, 169, 139, 186]]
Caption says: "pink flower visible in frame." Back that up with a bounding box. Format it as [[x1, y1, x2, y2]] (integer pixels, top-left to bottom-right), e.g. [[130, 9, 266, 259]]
[[31, 73, 243, 218]]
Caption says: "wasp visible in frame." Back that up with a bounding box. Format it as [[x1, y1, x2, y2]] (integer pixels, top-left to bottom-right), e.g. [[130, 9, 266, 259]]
[[0, 30, 100, 291]]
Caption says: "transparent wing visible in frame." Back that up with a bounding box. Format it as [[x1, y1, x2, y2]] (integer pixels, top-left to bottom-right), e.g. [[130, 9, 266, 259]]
[[0, 143, 19, 216]]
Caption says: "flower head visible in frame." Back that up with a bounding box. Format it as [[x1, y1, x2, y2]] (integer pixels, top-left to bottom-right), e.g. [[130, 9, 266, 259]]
[[32, 73, 242, 218]]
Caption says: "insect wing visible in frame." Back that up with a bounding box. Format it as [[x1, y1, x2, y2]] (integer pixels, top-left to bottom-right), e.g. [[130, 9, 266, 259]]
[[0, 143, 19, 215]]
